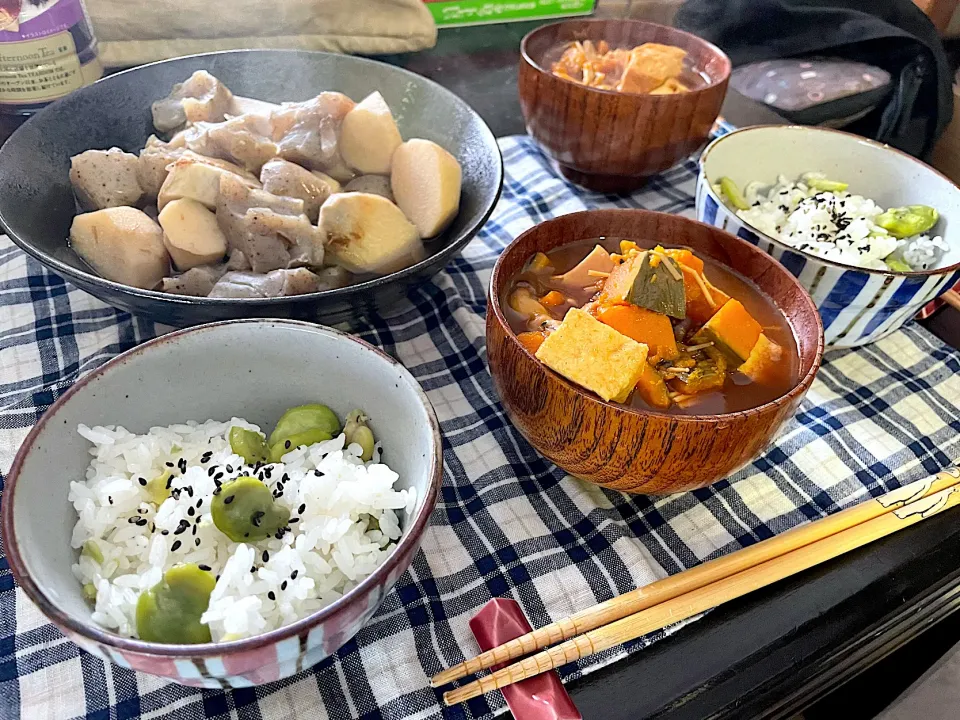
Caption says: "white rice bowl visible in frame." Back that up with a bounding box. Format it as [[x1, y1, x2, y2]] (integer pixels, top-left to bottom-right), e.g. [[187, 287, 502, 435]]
[[68, 418, 416, 643]]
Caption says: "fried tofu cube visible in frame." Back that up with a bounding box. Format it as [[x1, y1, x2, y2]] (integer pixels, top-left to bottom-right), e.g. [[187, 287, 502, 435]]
[[535, 308, 649, 403], [618, 43, 687, 94]]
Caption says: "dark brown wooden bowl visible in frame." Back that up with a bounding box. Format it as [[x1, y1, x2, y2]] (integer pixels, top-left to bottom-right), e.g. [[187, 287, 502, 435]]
[[519, 19, 731, 193], [486, 210, 824, 494]]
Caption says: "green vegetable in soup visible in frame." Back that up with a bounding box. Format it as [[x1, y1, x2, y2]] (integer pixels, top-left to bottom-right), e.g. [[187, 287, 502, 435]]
[[268, 429, 332, 463], [268, 405, 341, 448], [885, 258, 913, 273], [875, 205, 939, 239], [145, 470, 172, 505], [229, 427, 268, 465], [343, 410, 376, 461], [627, 252, 686, 320], [719, 177, 750, 210], [82, 583, 98, 602], [135, 563, 215, 644], [211, 475, 290, 542], [805, 177, 848, 193]]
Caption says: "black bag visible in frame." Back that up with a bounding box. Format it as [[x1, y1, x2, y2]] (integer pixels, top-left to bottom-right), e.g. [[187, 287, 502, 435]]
[[674, 0, 953, 158]]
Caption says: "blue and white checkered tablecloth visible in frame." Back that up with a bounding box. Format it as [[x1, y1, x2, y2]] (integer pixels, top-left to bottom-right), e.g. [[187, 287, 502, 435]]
[[2, 136, 960, 720]]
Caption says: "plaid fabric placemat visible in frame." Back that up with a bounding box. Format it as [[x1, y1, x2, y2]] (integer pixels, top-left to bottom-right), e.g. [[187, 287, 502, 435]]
[[2, 136, 960, 720]]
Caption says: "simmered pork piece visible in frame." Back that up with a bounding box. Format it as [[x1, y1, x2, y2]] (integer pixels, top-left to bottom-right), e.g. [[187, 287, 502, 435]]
[[176, 114, 279, 173], [208, 268, 324, 298], [320, 192, 423, 274], [260, 159, 340, 222], [151, 71, 235, 133], [271, 93, 355, 173], [216, 174, 324, 273], [70, 149, 144, 210], [70, 207, 168, 289], [160, 265, 225, 296], [138, 136, 187, 200]]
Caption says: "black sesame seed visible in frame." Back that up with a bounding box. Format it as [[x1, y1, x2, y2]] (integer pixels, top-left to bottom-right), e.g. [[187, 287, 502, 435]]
[[192, 524, 198, 536], [289, 517, 299, 524], [281, 581, 287, 591], [251, 511, 264, 527], [186, 487, 194, 498], [178, 458, 187, 472], [244, 532, 249, 538], [213, 487, 222, 496], [284, 440, 291, 449], [171, 540, 182, 551], [195, 538, 201, 547], [298, 503, 306, 514], [226, 465, 234, 473], [165, 462, 174, 468], [136, 519, 148, 527], [108, 496, 114, 505], [165, 476, 173, 490], [224, 495, 234, 504], [290, 570, 298, 579], [138, 477, 147, 486], [215, 472, 224, 481], [127, 515, 141, 524], [262, 550, 269, 562], [268, 591, 276, 600], [196, 498, 203, 508], [187, 507, 195, 517], [199, 564, 211, 571], [208, 466, 217, 477], [161, 530, 169, 536]]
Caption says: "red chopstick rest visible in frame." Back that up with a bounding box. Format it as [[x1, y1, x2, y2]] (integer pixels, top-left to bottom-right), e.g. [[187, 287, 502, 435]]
[[469, 598, 582, 720]]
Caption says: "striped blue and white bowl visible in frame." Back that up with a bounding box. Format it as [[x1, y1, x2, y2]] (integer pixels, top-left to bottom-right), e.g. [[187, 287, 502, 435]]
[[696, 125, 960, 348]]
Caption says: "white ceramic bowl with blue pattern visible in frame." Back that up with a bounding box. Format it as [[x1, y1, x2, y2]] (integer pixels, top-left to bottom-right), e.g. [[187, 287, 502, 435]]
[[696, 125, 960, 348]]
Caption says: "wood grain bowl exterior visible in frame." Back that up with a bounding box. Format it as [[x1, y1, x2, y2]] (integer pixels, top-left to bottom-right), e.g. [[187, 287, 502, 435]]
[[486, 210, 824, 494], [519, 19, 731, 193]]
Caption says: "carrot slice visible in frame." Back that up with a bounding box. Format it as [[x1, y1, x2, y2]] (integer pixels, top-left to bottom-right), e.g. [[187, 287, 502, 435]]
[[597, 304, 679, 362], [540, 291, 566, 307], [517, 331, 546, 354]]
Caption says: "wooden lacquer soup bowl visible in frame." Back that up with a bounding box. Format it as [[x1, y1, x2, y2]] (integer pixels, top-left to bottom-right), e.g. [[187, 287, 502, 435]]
[[519, 19, 731, 193], [486, 210, 824, 494]]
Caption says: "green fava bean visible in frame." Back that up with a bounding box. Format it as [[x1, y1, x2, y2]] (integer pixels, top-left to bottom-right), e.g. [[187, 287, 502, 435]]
[[268, 405, 341, 448], [343, 410, 376, 462], [229, 427, 268, 464], [212, 475, 290, 542], [885, 258, 912, 273], [268, 429, 332, 463], [875, 205, 939, 239], [135, 564, 215, 644]]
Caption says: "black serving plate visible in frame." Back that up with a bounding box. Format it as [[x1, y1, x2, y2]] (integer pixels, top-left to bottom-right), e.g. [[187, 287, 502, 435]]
[[0, 50, 503, 327]]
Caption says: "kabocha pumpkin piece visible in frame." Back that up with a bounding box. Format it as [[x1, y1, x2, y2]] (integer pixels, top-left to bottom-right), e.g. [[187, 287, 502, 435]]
[[599, 251, 686, 319], [739, 333, 785, 386], [635, 361, 671, 409], [535, 308, 649, 403], [597, 304, 679, 362], [693, 299, 762, 365]]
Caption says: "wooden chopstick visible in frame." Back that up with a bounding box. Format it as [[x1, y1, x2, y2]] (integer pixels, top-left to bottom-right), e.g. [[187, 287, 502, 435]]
[[942, 290, 960, 312], [432, 465, 960, 689], [443, 468, 960, 706]]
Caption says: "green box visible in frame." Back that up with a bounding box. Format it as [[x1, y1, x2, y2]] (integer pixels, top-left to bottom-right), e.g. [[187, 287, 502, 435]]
[[425, 0, 595, 27]]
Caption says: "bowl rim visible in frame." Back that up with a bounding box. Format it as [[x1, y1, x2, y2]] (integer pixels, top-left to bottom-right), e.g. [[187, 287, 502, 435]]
[[1, 318, 444, 657], [520, 18, 732, 99], [488, 208, 824, 424], [0, 48, 504, 306], [698, 124, 960, 278]]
